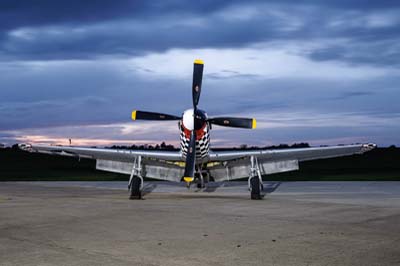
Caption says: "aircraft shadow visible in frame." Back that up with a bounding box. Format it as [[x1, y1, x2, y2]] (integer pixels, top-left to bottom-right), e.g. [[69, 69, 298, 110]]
[[263, 181, 282, 194], [141, 181, 282, 197]]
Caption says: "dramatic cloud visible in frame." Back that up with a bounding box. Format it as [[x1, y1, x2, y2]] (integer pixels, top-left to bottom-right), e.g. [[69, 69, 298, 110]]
[[0, 1, 399, 147]]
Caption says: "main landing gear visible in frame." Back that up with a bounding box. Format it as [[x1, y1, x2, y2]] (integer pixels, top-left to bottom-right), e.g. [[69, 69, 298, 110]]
[[128, 156, 144, 200], [248, 156, 264, 200]]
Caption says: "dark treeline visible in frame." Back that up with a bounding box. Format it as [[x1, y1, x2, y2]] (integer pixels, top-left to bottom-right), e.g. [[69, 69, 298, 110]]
[[102, 143, 399, 150], [106, 142, 177, 150], [104, 142, 311, 150], [102, 142, 310, 151], [213, 143, 311, 151]]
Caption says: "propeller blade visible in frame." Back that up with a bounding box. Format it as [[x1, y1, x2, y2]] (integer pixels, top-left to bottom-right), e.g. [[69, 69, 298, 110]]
[[183, 131, 196, 183], [131, 110, 180, 121], [208, 117, 257, 129], [192, 59, 204, 109]]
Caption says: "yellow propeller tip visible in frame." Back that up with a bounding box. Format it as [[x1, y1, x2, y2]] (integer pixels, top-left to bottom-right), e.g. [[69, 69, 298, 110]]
[[131, 110, 137, 120], [194, 59, 204, 65], [252, 118, 257, 129], [183, 177, 194, 183]]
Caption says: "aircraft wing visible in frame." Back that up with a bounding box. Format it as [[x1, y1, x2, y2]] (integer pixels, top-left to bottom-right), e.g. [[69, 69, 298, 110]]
[[19, 143, 184, 182], [209, 143, 376, 162], [19, 143, 182, 162], [207, 143, 376, 182]]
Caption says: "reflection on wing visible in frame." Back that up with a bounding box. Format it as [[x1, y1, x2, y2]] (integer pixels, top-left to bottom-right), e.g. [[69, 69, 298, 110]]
[[209, 143, 376, 162], [20, 144, 182, 162]]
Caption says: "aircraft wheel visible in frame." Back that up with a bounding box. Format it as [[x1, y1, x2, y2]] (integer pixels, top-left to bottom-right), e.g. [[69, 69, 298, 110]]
[[250, 177, 262, 200], [129, 177, 142, 200]]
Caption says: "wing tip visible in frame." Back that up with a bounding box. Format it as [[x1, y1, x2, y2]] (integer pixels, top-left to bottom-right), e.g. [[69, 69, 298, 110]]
[[131, 110, 137, 120], [361, 143, 377, 152], [18, 143, 32, 151]]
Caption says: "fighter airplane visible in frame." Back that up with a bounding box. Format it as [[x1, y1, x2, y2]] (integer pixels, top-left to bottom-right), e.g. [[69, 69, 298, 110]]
[[19, 59, 376, 200]]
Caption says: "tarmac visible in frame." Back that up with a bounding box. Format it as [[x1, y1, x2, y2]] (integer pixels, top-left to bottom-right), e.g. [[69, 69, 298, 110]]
[[0, 181, 400, 266]]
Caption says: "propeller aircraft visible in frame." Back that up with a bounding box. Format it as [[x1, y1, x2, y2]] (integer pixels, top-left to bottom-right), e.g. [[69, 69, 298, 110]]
[[19, 60, 376, 200]]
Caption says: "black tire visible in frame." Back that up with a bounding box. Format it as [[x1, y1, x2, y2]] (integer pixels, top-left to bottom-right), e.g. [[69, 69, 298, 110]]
[[129, 177, 142, 200], [250, 177, 262, 200]]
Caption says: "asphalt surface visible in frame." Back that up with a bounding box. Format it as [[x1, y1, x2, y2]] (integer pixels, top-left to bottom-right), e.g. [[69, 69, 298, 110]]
[[1, 181, 400, 266]]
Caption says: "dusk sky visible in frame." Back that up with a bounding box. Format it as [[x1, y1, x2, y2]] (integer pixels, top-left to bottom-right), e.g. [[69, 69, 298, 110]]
[[0, 1, 399, 147]]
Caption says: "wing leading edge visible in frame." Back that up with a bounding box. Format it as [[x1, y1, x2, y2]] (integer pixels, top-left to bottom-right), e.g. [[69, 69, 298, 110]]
[[209, 143, 376, 162], [19, 144, 182, 162]]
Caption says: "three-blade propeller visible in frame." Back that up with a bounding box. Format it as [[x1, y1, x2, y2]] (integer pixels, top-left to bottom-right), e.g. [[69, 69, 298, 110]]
[[131, 59, 257, 183]]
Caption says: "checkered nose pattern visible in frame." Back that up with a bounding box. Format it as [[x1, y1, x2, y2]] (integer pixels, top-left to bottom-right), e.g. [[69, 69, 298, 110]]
[[180, 124, 210, 160]]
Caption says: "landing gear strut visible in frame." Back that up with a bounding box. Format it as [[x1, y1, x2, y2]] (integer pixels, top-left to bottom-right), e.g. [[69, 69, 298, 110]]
[[195, 167, 210, 189], [196, 171, 205, 189], [248, 156, 264, 200]]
